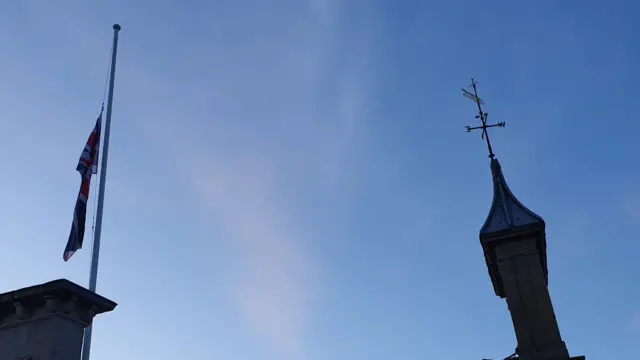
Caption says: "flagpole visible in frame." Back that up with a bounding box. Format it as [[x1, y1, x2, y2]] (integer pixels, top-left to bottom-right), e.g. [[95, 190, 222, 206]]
[[81, 23, 121, 360]]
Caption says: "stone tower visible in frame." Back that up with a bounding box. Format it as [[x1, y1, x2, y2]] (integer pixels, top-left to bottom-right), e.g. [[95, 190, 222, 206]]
[[479, 158, 583, 360], [462, 79, 584, 359], [0, 279, 116, 360]]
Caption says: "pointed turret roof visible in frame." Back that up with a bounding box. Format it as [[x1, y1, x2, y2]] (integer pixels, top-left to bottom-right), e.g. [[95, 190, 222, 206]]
[[479, 158, 548, 298], [480, 158, 544, 235]]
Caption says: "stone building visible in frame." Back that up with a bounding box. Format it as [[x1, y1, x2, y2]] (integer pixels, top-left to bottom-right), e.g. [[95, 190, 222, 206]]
[[0, 279, 116, 360], [478, 157, 584, 360]]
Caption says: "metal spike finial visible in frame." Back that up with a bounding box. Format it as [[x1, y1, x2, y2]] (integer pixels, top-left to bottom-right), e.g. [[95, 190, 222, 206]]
[[462, 78, 505, 159]]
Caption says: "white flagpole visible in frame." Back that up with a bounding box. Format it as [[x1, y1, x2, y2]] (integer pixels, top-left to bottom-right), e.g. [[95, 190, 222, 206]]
[[81, 23, 121, 360]]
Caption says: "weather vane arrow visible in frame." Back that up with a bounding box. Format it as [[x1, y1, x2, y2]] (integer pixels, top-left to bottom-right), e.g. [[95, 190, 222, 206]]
[[463, 78, 505, 159]]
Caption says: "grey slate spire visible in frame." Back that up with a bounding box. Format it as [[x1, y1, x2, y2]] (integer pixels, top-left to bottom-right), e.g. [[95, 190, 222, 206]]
[[480, 158, 544, 235]]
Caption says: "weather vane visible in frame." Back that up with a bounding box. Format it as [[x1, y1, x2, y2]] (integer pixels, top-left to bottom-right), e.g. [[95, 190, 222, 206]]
[[463, 78, 505, 159]]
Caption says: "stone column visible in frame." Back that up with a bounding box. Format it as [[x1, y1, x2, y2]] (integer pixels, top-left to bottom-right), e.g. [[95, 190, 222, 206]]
[[495, 238, 569, 360]]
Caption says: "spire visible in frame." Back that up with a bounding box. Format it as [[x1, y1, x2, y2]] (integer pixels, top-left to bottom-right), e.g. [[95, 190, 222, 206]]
[[479, 157, 548, 297], [480, 158, 544, 235]]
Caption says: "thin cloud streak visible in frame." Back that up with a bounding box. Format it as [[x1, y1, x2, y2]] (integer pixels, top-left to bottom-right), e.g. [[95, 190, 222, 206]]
[[191, 153, 317, 358], [135, 4, 381, 359], [160, 71, 376, 357]]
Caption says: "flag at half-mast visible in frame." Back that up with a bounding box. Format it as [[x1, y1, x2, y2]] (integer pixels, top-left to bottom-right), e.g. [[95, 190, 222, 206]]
[[63, 112, 102, 262]]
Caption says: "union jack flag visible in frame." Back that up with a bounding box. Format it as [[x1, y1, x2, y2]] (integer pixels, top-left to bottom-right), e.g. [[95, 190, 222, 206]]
[[64, 113, 102, 261]]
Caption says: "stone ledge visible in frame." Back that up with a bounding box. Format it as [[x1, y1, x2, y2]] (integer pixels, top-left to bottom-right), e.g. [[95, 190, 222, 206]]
[[0, 279, 116, 327]]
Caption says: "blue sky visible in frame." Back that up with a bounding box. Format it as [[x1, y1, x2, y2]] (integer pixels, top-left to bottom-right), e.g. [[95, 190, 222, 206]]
[[0, 1, 638, 359]]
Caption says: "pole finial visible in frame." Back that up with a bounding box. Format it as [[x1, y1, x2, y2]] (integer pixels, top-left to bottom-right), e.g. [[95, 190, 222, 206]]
[[113, 24, 121, 31], [462, 78, 505, 159]]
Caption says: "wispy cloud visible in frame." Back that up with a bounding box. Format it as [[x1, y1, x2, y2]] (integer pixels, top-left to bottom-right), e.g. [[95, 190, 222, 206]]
[[133, 3, 382, 358], [188, 152, 317, 358], [160, 76, 375, 359]]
